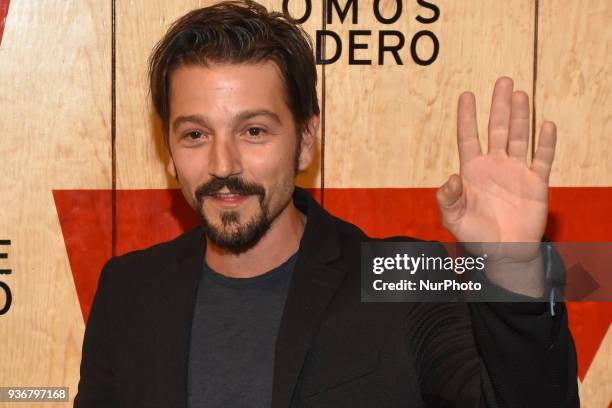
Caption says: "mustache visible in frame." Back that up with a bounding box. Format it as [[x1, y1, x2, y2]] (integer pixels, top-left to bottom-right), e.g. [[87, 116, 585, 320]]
[[195, 177, 265, 204]]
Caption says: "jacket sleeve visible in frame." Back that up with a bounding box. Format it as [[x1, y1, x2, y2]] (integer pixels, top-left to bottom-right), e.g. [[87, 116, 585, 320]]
[[405, 243, 579, 408], [469, 301, 579, 407], [73, 258, 120, 408]]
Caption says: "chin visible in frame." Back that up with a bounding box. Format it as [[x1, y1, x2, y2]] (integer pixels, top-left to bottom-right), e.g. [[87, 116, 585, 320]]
[[198, 206, 271, 253]]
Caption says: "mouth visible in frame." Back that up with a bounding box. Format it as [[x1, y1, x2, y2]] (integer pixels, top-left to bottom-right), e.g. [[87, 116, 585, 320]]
[[206, 191, 250, 208]]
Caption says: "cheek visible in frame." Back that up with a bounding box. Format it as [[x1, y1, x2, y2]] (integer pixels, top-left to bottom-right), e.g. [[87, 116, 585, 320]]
[[246, 149, 294, 187], [172, 149, 208, 204], [257, 152, 297, 204], [173, 147, 207, 178], [249, 136, 297, 171]]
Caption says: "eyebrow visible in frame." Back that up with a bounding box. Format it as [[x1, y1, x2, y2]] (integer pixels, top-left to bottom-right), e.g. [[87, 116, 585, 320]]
[[171, 109, 282, 133], [172, 114, 211, 133]]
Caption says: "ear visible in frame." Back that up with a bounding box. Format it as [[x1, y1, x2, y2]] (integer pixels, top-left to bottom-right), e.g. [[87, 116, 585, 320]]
[[297, 114, 320, 171]]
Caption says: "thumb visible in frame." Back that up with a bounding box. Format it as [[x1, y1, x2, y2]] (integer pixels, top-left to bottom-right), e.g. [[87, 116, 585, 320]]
[[436, 174, 464, 221]]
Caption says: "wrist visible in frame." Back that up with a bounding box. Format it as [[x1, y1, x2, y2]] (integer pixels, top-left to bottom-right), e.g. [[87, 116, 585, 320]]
[[484, 253, 546, 298]]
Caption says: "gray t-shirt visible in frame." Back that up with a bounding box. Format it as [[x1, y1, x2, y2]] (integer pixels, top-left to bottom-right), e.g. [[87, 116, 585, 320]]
[[187, 252, 297, 408]]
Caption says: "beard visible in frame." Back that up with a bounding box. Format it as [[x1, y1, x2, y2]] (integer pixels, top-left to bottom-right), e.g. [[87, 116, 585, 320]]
[[194, 176, 274, 254]]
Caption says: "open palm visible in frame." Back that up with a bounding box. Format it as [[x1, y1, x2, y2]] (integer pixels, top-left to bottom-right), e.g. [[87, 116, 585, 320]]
[[437, 77, 557, 261]]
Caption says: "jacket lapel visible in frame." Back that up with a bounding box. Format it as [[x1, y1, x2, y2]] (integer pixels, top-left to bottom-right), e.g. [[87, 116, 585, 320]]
[[155, 228, 205, 408], [152, 188, 346, 408], [271, 188, 347, 408]]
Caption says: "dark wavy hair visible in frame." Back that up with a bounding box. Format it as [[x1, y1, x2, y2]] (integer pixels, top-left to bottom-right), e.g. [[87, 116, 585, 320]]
[[148, 0, 320, 146]]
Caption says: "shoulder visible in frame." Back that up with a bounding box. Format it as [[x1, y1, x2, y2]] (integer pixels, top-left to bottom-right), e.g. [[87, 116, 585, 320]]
[[330, 213, 431, 245], [100, 226, 202, 287], [327, 214, 448, 264]]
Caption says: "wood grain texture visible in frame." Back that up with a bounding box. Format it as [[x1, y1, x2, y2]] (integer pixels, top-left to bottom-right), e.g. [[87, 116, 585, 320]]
[[0, 1, 609, 407], [0, 0, 111, 406], [578, 326, 612, 407], [115, 0, 323, 189], [323, 0, 535, 187], [536, 0, 611, 187], [535, 1, 612, 404]]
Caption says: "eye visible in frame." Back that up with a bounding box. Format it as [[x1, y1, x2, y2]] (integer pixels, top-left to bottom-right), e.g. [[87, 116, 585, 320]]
[[179, 130, 208, 147], [247, 127, 268, 138], [184, 130, 203, 140]]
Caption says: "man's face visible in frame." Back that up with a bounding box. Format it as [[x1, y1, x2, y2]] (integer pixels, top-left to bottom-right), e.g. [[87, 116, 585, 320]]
[[167, 61, 315, 253]]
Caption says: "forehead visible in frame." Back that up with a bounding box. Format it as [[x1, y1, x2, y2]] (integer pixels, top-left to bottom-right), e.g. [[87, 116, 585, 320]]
[[168, 61, 290, 120]]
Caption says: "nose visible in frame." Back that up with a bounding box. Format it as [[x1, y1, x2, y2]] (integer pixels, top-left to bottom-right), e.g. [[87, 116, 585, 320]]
[[208, 136, 242, 179]]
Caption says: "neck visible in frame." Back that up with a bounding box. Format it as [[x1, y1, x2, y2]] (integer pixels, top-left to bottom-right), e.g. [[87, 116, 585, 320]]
[[204, 201, 306, 278]]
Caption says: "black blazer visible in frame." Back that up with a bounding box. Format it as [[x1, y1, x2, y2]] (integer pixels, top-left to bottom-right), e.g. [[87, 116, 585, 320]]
[[75, 187, 579, 408]]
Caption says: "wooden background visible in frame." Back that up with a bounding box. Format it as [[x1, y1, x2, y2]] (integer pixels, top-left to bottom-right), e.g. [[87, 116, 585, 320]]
[[0, 0, 610, 406]]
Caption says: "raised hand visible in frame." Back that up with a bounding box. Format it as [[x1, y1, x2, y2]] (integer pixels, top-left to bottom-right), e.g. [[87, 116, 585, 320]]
[[436, 77, 557, 295]]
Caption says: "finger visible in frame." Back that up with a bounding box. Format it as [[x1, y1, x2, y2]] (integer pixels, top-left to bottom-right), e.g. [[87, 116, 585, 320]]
[[531, 121, 557, 183], [487, 77, 514, 152], [457, 91, 482, 166], [436, 174, 464, 223], [507, 91, 530, 163]]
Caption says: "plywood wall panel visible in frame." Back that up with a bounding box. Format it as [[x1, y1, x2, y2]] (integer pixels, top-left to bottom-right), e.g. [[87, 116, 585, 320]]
[[116, 0, 203, 190], [577, 326, 612, 408], [281, 0, 324, 189], [115, 0, 323, 190], [0, 0, 111, 406], [536, 0, 611, 187], [323, 0, 535, 188], [536, 1, 612, 405], [0, 0, 608, 406]]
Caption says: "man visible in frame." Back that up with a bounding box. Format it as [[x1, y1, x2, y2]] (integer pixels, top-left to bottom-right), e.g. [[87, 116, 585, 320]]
[[75, 1, 578, 407]]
